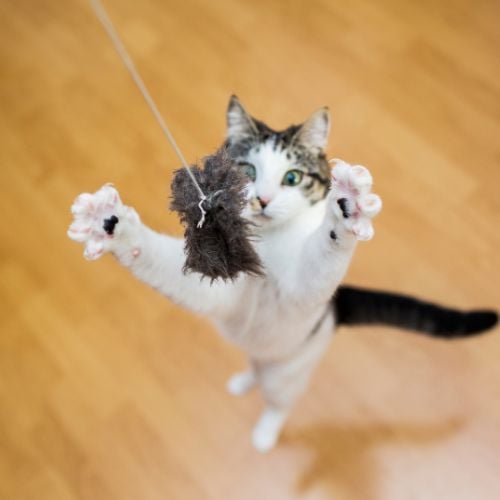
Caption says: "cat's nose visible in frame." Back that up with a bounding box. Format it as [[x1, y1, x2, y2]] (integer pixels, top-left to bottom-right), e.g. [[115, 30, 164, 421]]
[[257, 196, 270, 209]]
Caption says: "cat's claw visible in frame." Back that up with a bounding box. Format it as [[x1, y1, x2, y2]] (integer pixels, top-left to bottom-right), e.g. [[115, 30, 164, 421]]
[[330, 159, 382, 241], [68, 184, 139, 260]]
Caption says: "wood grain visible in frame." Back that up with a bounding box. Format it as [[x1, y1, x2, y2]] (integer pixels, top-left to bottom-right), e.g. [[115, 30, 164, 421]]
[[1, 0, 499, 498]]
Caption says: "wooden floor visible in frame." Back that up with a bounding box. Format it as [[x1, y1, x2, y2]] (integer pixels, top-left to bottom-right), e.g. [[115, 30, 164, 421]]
[[1, 0, 499, 498]]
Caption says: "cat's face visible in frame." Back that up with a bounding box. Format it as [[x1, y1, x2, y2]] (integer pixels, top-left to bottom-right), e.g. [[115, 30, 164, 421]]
[[225, 96, 331, 229]]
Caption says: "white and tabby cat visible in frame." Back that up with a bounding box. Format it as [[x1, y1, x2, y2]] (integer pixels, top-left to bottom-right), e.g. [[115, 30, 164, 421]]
[[68, 96, 497, 452]]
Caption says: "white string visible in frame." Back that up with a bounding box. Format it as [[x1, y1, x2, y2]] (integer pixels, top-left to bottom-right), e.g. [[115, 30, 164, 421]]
[[90, 0, 208, 224]]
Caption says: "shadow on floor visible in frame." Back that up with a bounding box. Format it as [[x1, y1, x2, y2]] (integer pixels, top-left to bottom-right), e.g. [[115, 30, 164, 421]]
[[283, 418, 464, 500]]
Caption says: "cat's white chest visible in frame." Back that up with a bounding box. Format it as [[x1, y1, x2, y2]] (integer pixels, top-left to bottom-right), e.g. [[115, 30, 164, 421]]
[[256, 199, 326, 279], [213, 201, 329, 360]]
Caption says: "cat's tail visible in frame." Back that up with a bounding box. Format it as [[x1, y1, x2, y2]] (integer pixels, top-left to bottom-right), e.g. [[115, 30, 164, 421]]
[[333, 286, 498, 338]]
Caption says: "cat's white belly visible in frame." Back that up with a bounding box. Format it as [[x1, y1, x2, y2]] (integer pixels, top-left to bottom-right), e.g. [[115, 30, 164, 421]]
[[213, 278, 333, 361]]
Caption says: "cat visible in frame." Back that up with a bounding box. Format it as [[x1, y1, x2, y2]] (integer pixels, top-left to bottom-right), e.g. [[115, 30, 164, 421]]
[[68, 95, 498, 452]]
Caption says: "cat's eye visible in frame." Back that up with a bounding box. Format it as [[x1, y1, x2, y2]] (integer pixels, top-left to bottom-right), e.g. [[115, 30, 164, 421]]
[[282, 170, 303, 186], [241, 163, 256, 182]]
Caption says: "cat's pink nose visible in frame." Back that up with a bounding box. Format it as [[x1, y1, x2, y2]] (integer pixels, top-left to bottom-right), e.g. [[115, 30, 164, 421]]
[[257, 196, 270, 209]]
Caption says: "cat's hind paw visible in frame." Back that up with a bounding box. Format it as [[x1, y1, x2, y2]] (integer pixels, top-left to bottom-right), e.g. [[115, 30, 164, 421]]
[[252, 426, 278, 453], [251, 408, 288, 453], [226, 370, 256, 396], [329, 159, 382, 241], [68, 184, 139, 260]]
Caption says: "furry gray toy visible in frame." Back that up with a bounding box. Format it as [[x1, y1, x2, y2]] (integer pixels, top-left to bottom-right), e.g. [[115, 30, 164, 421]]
[[171, 147, 264, 281]]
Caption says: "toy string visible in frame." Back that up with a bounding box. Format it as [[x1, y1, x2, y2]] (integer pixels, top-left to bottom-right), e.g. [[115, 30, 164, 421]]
[[90, 0, 208, 228]]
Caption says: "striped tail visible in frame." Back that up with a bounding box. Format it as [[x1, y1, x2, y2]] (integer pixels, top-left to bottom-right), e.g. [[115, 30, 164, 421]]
[[333, 286, 498, 338]]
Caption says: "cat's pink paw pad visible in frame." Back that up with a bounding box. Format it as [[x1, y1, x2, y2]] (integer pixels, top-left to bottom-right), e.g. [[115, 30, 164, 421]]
[[330, 159, 382, 241], [68, 184, 132, 260]]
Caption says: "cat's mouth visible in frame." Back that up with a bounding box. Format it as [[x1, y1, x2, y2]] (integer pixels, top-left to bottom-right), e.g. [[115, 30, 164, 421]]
[[252, 211, 272, 220], [246, 211, 273, 228], [244, 198, 274, 223], [246, 201, 272, 220]]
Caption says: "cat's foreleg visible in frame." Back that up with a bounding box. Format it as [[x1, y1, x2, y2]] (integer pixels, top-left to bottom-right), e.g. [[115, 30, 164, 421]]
[[68, 184, 237, 316], [293, 161, 382, 302]]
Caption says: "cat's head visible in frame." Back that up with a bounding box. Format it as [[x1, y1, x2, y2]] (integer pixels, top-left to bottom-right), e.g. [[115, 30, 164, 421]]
[[225, 95, 331, 229]]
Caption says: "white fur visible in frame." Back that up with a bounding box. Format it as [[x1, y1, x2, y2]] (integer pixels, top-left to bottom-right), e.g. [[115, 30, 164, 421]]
[[68, 159, 381, 452], [296, 107, 330, 150], [226, 369, 256, 396]]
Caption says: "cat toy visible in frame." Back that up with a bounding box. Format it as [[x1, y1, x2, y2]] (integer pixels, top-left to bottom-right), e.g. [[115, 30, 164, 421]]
[[91, 0, 263, 280]]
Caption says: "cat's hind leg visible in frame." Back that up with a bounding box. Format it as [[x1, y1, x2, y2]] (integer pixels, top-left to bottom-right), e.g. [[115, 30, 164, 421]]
[[252, 328, 332, 452]]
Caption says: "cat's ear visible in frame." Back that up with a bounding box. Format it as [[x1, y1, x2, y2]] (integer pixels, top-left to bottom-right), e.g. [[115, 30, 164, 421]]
[[226, 95, 257, 142], [296, 107, 330, 150]]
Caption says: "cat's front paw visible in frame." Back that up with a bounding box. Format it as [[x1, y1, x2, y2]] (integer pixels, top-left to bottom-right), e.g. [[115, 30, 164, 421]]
[[68, 184, 140, 260], [329, 159, 382, 241]]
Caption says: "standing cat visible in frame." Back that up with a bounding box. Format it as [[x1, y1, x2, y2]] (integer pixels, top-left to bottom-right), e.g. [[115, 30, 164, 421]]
[[68, 96, 497, 452]]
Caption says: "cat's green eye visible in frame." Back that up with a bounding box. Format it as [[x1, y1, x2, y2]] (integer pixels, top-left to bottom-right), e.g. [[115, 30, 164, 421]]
[[282, 170, 303, 186], [242, 163, 256, 181]]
